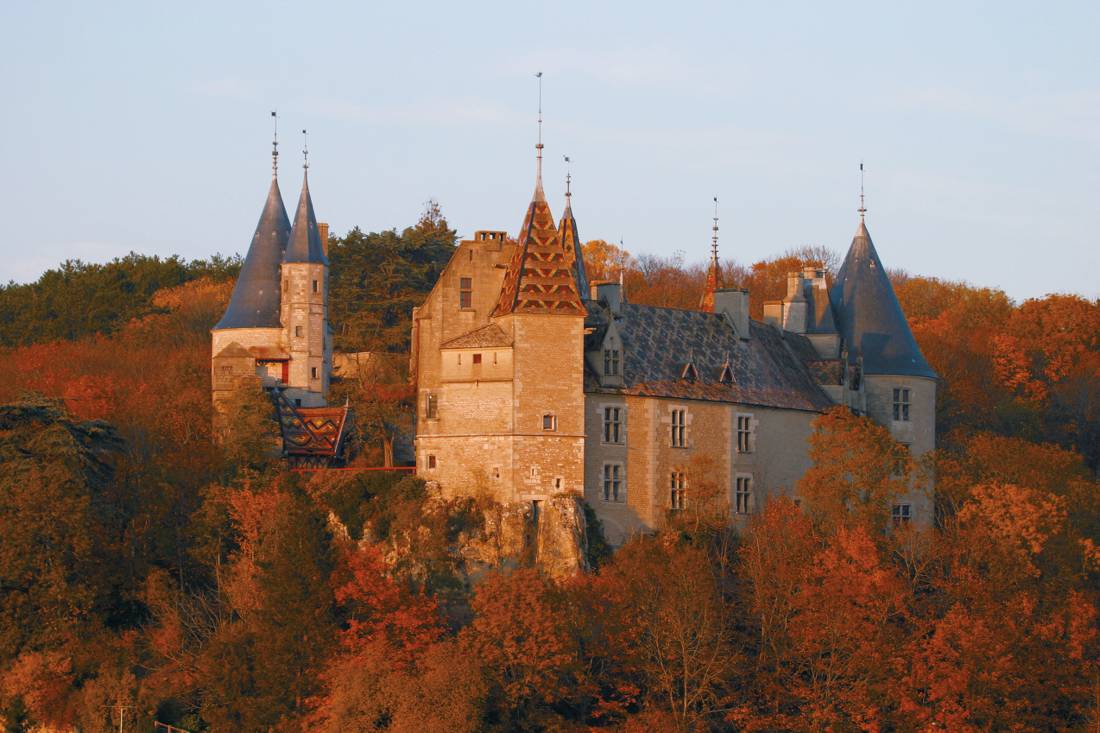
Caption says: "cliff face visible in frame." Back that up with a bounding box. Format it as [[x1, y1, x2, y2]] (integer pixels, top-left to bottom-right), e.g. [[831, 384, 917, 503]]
[[534, 496, 589, 578]]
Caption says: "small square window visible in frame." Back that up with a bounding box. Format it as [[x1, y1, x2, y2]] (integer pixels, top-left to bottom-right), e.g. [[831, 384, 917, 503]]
[[294, 398, 301, 407], [295, 325, 303, 338], [543, 413, 557, 431], [427, 454, 437, 470], [472, 353, 482, 364], [892, 503, 911, 526]]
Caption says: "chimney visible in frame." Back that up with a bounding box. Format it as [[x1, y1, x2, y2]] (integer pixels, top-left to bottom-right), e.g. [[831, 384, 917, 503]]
[[714, 288, 750, 340], [592, 281, 622, 315], [763, 301, 783, 327], [782, 272, 808, 333], [318, 222, 330, 257]]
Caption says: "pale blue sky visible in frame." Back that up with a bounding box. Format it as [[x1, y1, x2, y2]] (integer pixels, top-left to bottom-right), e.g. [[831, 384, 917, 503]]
[[1, 1, 1097, 301]]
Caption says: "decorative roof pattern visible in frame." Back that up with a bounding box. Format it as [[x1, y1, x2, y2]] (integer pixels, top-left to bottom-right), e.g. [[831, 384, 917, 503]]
[[492, 192, 586, 316], [829, 219, 936, 378], [213, 178, 291, 330], [272, 388, 350, 457], [585, 302, 833, 411], [283, 171, 328, 265], [558, 198, 589, 300], [440, 323, 513, 349]]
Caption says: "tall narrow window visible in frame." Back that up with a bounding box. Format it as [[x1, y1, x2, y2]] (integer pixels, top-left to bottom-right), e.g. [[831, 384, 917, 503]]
[[459, 277, 473, 309], [425, 393, 438, 419], [427, 454, 437, 470], [892, 503, 911, 526], [735, 475, 753, 514], [311, 367, 319, 380], [602, 463, 624, 502], [603, 406, 623, 444], [295, 325, 303, 338], [893, 387, 911, 422], [736, 414, 753, 453], [671, 409, 686, 448], [603, 348, 620, 376], [670, 472, 686, 510], [312, 279, 319, 293]]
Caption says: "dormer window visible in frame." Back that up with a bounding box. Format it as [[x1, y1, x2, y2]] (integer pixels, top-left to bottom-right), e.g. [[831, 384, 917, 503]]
[[681, 362, 699, 382], [603, 348, 620, 376]]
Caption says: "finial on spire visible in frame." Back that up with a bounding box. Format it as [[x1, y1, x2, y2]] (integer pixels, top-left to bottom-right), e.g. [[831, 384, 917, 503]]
[[711, 195, 720, 266], [535, 72, 544, 190], [302, 129, 309, 171], [564, 155, 571, 201], [271, 110, 279, 178], [858, 161, 866, 220]]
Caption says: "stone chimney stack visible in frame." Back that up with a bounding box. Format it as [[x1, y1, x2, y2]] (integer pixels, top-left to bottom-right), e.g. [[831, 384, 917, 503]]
[[782, 272, 808, 333], [592, 281, 623, 315], [714, 288, 751, 340], [318, 222, 330, 257]]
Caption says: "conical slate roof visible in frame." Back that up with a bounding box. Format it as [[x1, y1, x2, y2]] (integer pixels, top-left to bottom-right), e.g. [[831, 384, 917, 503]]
[[829, 219, 936, 378], [213, 177, 291, 330], [492, 181, 586, 316], [558, 193, 589, 300], [283, 171, 328, 265]]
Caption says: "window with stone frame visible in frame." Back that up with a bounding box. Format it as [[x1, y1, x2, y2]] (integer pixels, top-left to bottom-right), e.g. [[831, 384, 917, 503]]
[[427, 454, 437, 469], [459, 277, 473, 309], [670, 408, 687, 448], [670, 471, 687, 510], [603, 347, 620, 376], [736, 413, 754, 453], [892, 503, 911, 526], [425, 393, 438, 419], [735, 474, 753, 514], [543, 413, 557, 431], [603, 406, 623, 444], [892, 387, 911, 421], [602, 463, 625, 502]]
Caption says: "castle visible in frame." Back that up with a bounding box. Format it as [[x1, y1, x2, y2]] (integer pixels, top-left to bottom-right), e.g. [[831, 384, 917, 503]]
[[211, 137, 350, 466], [411, 143, 936, 545]]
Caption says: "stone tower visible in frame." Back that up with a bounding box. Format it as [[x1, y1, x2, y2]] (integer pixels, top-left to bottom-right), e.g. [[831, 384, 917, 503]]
[[830, 214, 938, 525], [280, 169, 331, 408]]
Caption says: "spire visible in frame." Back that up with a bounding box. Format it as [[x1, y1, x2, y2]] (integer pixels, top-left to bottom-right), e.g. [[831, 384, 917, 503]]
[[700, 196, 722, 312], [271, 110, 279, 178], [284, 132, 327, 265], [858, 161, 866, 220], [829, 212, 936, 379], [557, 155, 589, 299], [214, 148, 292, 330], [533, 71, 545, 201]]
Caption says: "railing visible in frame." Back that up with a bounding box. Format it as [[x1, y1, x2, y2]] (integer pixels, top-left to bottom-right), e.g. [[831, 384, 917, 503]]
[[154, 723, 190, 733]]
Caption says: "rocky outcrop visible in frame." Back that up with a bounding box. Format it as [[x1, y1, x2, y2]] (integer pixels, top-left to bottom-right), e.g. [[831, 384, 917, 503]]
[[535, 496, 589, 578]]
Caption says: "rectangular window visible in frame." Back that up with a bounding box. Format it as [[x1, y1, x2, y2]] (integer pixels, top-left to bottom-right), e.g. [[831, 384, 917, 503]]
[[736, 414, 753, 453], [603, 406, 623, 444], [472, 353, 482, 365], [295, 325, 303, 338], [892, 503, 911, 526], [459, 277, 473, 309], [312, 279, 319, 293], [427, 454, 437, 470], [670, 472, 687, 510], [893, 443, 911, 477], [425, 393, 438, 419], [670, 408, 686, 448], [543, 413, 557, 431], [735, 475, 753, 515], [893, 387, 911, 422], [602, 463, 624, 502], [603, 348, 620, 376], [311, 367, 319, 380]]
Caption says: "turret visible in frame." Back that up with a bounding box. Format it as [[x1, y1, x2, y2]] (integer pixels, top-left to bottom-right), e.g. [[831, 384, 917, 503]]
[[557, 164, 589, 300], [280, 144, 330, 408]]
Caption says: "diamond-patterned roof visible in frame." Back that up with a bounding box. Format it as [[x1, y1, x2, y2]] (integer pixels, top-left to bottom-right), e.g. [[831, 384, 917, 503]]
[[492, 190, 586, 316], [558, 196, 589, 301]]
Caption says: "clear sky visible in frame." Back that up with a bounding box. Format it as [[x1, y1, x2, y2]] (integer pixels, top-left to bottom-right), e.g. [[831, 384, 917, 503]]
[[1, 0, 1097, 301]]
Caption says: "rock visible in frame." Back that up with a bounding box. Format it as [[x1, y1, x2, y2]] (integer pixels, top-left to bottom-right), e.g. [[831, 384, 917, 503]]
[[535, 496, 590, 578]]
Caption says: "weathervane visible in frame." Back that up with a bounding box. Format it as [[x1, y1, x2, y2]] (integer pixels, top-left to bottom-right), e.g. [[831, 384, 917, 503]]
[[711, 195, 720, 265], [564, 155, 572, 200], [858, 161, 866, 219], [535, 71, 544, 186], [302, 128, 309, 171], [271, 111, 279, 178]]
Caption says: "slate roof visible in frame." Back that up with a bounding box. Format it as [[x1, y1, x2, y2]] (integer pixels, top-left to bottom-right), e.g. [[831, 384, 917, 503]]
[[586, 302, 833, 412], [491, 180, 586, 316], [830, 219, 936, 378], [213, 177, 291, 330], [284, 171, 328, 265], [440, 323, 513, 349]]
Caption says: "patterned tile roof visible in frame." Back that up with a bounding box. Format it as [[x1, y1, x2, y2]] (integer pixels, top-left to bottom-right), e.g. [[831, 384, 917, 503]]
[[492, 189, 586, 316], [586, 302, 833, 412], [558, 197, 589, 299], [440, 323, 512, 349], [272, 389, 351, 458]]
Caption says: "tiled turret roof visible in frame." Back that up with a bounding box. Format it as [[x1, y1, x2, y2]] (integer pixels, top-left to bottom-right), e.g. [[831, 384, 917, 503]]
[[214, 177, 291, 330], [829, 218, 936, 378], [558, 191, 589, 301]]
